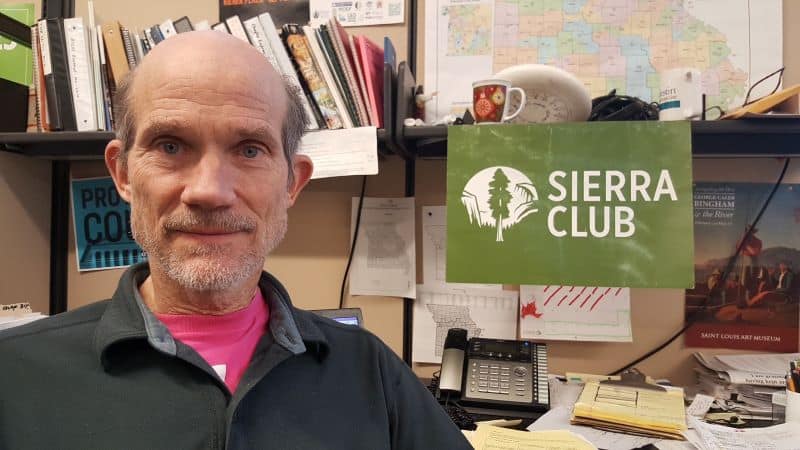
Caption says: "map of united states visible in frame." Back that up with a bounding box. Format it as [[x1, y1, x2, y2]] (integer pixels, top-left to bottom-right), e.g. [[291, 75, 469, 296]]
[[445, 0, 750, 110]]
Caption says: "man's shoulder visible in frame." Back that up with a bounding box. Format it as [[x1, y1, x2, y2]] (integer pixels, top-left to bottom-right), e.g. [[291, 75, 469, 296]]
[[292, 308, 389, 350], [0, 300, 110, 345]]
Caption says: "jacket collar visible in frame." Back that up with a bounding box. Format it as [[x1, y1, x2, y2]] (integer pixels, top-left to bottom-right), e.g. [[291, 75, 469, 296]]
[[93, 262, 329, 370]]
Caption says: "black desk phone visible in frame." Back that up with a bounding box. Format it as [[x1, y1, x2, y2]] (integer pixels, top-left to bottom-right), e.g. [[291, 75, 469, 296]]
[[437, 329, 550, 417]]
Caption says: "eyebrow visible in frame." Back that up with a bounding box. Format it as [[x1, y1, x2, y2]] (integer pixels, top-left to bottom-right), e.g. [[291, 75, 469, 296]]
[[137, 117, 193, 143], [136, 118, 282, 152], [230, 124, 282, 152]]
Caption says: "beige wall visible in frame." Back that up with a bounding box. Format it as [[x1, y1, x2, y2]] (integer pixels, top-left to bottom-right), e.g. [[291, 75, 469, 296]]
[[0, 153, 50, 314], [4, 0, 798, 385], [1, 0, 49, 314]]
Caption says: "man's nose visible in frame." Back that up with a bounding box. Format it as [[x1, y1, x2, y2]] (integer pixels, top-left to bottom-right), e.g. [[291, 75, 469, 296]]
[[181, 152, 237, 208]]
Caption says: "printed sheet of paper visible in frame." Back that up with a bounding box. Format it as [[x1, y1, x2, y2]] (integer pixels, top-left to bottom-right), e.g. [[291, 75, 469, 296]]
[[298, 127, 378, 180], [412, 284, 518, 363], [349, 197, 416, 298], [715, 353, 800, 375], [472, 425, 596, 450], [519, 285, 631, 342], [688, 416, 800, 450], [422, 206, 500, 290], [309, 0, 404, 26]]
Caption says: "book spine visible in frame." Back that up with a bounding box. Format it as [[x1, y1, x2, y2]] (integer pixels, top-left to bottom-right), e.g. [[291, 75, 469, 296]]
[[97, 24, 114, 130], [242, 17, 279, 69], [34, 23, 50, 131], [87, 1, 106, 130], [357, 36, 384, 127], [158, 19, 177, 39], [149, 25, 164, 45], [225, 16, 250, 43], [39, 20, 62, 130], [349, 34, 373, 126], [259, 13, 320, 131], [318, 25, 360, 127], [46, 18, 77, 131], [102, 22, 130, 87], [64, 17, 97, 131], [28, 25, 40, 132], [328, 19, 369, 127], [282, 24, 343, 129], [303, 25, 352, 128], [30, 24, 42, 131], [120, 27, 137, 68]]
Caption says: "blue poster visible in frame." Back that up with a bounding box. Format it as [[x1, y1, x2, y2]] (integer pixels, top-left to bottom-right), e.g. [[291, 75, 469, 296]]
[[71, 177, 146, 271]]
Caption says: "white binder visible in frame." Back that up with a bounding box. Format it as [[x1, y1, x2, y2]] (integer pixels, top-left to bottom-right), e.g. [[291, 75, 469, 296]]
[[63, 17, 97, 132]]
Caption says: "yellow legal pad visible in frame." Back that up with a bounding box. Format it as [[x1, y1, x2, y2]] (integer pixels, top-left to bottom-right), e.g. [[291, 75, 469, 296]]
[[571, 381, 687, 440]]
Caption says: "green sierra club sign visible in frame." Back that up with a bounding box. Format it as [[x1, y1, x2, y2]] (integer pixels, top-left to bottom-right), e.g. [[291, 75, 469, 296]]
[[446, 122, 694, 288]]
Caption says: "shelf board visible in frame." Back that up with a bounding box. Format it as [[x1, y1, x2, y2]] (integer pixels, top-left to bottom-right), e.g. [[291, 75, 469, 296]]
[[0, 132, 115, 160], [405, 119, 800, 158], [1, 128, 391, 161]]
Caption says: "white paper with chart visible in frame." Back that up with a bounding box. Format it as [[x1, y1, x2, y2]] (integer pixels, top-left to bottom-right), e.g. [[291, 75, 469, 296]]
[[519, 285, 632, 342], [412, 284, 518, 363], [349, 197, 416, 298]]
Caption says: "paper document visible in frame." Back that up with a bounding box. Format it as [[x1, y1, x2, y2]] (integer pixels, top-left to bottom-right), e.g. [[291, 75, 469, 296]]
[[309, 0, 404, 26], [715, 353, 800, 375], [298, 127, 378, 180], [686, 394, 715, 418], [519, 285, 631, 342], [688, 416, 800, 450], [694, 352, 793, 386], [572, 381, 687, 439], [473, 425, 596, 450], [530, 406, 693, 450], [412, 284, 518, 363], [349, 197, 416, 298], [421, 206, 500, 290]]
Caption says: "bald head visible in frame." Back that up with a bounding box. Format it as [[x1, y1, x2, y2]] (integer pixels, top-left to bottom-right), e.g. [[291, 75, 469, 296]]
[[114, 31, 308, 180]]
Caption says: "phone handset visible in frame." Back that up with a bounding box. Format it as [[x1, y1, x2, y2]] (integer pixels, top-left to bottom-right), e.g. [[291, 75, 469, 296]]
[[438, 328, 468, 398]]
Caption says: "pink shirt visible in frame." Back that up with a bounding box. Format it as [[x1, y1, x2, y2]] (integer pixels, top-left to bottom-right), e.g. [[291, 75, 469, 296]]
[[156, 290, 269, 393]]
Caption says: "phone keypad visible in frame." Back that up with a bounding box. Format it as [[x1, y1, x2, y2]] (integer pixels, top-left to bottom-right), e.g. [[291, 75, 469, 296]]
[[462, 343, 549, 409]]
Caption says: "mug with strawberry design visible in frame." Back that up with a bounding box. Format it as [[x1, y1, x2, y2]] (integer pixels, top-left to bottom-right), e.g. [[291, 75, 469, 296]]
[[472, 79, 526, 124]]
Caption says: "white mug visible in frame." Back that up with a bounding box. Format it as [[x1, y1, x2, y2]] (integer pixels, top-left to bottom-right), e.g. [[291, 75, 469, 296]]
[[472, 79, 527, 124], [659, 68, 703, 121]]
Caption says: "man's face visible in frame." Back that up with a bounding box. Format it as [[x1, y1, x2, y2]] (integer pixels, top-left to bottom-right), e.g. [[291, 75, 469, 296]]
[[109, 53, 308, 292]]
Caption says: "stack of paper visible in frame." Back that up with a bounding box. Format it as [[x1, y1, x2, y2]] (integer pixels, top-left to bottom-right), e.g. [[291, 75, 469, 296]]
[[0, 303, 45, 331], [470, 425, 597, 450], [693, 352, 796, 416], [571, 381, 687, 440]]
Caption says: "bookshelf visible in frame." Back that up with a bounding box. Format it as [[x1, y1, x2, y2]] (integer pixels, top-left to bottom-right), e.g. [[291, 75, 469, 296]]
[[0, 128, 392, 160], [401, 120, 800, 159]]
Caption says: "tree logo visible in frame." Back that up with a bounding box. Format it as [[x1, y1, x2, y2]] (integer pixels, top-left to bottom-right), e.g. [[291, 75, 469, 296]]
[[461, 166, 539, 242]]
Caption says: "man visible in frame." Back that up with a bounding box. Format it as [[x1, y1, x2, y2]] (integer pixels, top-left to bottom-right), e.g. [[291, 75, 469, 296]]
[[0, 32, 470, 449]]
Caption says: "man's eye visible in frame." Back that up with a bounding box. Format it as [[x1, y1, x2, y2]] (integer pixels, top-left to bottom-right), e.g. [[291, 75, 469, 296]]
[[160, 142, 181, 154], [242, 146, 262, 158]]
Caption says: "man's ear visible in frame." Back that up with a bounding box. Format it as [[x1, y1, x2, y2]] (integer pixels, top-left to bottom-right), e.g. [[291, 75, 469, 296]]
[[105, 139, 132, 203], [287, 154, 313, 206]]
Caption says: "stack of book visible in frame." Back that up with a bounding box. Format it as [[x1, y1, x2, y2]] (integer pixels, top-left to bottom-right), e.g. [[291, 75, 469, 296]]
[[27, 2, 392, 133]]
